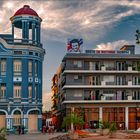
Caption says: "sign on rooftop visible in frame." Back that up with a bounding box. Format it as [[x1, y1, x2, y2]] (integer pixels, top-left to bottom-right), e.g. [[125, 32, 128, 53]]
[[67, 38, 83, 53], [85, 50, 130, 54]]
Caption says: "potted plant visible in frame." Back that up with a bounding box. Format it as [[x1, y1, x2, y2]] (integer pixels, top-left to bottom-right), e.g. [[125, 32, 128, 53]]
[[62, 113, 85, 139], [99, 120, 110, 135]]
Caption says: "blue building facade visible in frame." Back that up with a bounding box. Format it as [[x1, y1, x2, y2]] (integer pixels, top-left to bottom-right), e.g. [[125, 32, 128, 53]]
[[0, 5, 45, 132]]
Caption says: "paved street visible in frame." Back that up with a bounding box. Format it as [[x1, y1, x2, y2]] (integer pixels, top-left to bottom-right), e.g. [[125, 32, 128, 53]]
[[7, 133, 66, 140]]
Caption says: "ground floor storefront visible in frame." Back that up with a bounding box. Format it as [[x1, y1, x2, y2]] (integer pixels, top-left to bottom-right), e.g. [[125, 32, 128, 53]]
[[0, 108, 42, 133], [55, 104, 140, 130]]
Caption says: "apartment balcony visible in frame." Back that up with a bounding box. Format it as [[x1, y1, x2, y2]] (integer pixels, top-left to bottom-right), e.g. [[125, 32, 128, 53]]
[[63, 66, 139, 74], [63, 80, 140, 89], [62, 99, 140, 104], [62, 95, 140, 104]]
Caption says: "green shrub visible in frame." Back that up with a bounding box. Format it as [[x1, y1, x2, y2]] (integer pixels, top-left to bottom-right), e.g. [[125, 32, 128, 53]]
[[109, 122, 117, 134]]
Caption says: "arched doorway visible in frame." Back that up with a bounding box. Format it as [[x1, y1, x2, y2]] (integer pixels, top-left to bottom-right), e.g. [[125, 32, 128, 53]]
[[28, 110, 39, 132], [13, 110, 21, 129], [0, 111, 6, 128]]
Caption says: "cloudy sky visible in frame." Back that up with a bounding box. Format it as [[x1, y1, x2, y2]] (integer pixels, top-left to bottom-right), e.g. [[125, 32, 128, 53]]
[[1, 0, 140, 110]]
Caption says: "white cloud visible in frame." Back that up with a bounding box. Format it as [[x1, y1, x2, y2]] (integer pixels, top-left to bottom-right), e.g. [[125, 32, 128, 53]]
[[0, 0, 139, 42], [96, 40, 132, 50]]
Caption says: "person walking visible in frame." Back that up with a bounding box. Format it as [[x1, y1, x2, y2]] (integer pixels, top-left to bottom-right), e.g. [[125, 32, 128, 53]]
[[18, 126, 21, 135]]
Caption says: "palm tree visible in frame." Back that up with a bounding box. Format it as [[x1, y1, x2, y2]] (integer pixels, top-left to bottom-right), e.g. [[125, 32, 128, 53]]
[[62, 113, 85, 132], [0, 128, 6, 140]]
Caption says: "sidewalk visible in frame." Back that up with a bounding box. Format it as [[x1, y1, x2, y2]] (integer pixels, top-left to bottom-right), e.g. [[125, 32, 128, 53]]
[[7, 132, 67, 140]]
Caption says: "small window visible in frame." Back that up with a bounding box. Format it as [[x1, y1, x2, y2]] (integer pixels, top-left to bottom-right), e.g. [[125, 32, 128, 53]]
[[28, 60, 33, 76], [74, 75, 82, 81], [14, 51, 22, 55], [35, 53, 38, 56], [14, 85, 21, 98], [73, 60, 82, 68], [14, 60, 22, 73], [29, 52, 33, 55], [28, 85, 32, 98], [0, 84, 6, 99], [1, 59, 6, 75]]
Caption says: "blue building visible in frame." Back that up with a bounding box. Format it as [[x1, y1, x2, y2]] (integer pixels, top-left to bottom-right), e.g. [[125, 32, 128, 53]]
[[0, 5, 45, 132]]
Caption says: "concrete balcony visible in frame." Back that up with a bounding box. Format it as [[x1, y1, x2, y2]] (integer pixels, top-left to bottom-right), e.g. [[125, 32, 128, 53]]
[[63, 81, 140, 89], [62, 99, 140, 104], [63, 66, 138, 74]]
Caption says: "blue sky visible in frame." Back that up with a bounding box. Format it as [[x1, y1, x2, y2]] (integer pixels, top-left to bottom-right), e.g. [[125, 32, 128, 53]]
[[0, 0, 140, 109]]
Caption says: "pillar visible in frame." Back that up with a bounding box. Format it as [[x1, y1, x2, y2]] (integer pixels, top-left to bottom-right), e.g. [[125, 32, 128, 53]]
[[32, 23, 35, 43], [125, 107, 128, 130], [38, 114, 42, 131], [12, 23, 14, 39], [99, 107, 103, 121], [36, 23, 41, 44], [22, 20, 26, 39], [71, 107, 74, 131], [26, 21, 29, 40], [6, 115, 12, 129], [24, 115, 28, 129]]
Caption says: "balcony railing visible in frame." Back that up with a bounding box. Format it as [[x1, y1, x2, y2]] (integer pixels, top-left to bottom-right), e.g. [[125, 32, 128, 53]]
[[65, 80, 138, 86], [64, 65, 138, 72], [4, 38, 42, 47], [64, 95, 139, 102]]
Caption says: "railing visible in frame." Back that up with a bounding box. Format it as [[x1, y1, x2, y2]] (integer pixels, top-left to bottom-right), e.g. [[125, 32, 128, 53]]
[[4, 38, 42, 47], [64, 66, 138, 71], [106, 82, 116, 85], [64, 80, 140, 86]]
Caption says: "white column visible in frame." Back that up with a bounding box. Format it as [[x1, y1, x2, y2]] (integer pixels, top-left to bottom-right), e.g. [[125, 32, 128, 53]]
[[6, 115, 12, 129], [125, 107, 128, 130], [99, 107, 103, 120], [71, 107, 74, 132]]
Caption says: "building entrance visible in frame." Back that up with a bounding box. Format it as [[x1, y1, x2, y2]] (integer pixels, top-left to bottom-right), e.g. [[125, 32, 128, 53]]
[[0, 112, 6, 128], [28, 110, 38, 132]]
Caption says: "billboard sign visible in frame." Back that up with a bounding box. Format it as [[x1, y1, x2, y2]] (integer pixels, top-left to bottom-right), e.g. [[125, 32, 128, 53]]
[[67, 38, 83, 53]]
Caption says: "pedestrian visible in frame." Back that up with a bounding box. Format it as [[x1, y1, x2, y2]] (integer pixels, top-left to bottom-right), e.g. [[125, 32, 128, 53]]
[[18, 126, 21, 135], [42, 125, 46, 134], [52, 125, 54, 134], [22, 126, 24, 134], [48, 125, 51, 134], [119, 123, 122, 130]]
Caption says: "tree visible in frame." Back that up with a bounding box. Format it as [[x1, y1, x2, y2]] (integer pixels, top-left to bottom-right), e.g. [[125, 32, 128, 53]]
[[0, 128, 6, 140], [62, 113, 85, 132], [135, 30, 140, 44]]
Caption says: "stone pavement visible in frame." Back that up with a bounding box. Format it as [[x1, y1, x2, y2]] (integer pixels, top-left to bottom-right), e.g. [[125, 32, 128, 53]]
[[6, 133, 66, 140], [79, 135, 140, 140]]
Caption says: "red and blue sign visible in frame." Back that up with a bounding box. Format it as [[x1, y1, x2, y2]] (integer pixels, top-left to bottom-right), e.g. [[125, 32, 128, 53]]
[[67, 38, 83, 53]]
